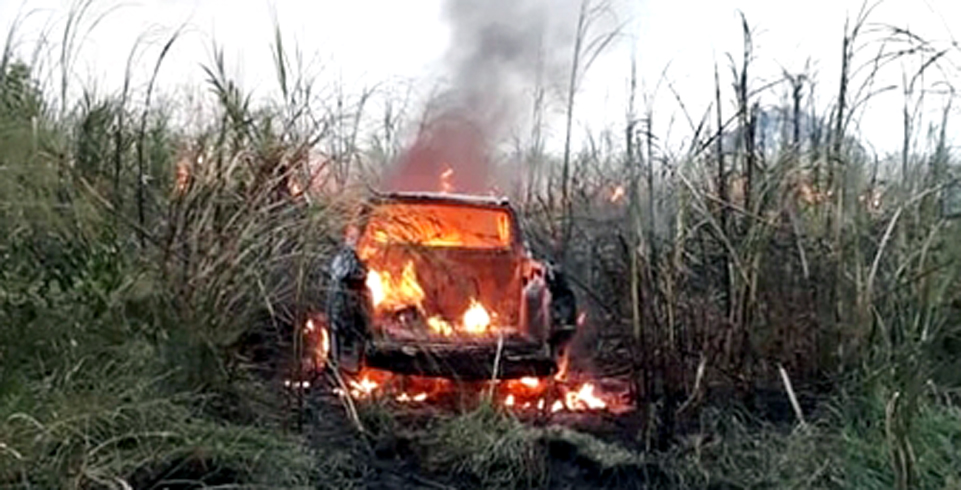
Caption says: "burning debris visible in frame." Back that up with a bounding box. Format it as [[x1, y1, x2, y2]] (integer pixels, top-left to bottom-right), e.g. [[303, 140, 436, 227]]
[[318, 366, 631, 415]]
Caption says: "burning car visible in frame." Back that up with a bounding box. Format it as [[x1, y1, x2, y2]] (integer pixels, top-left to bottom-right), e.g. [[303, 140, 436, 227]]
[[322, 191, 577, 381]]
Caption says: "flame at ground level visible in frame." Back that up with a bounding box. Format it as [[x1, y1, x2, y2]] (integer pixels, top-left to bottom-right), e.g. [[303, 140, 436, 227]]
[[332, 368, 629, 415], [307, 317, 330, 370]]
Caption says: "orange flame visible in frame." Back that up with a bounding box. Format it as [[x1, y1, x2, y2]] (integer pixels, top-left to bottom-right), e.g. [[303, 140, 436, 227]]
[[462, 299, 492, 334], [360, 203, 513, 251], [348, 376, 379, 399], [519, 377, 540, 388], [565, 383, 607, 410], [427, 316, 454, 336], [366, 261, 425, 311], [366, 270, 385, 306], [554, 350, 571, 381], [610, 185, 625, 203], [396, 392, 429, 403], [440, 167, 454, 193], [366, 259, 496, 336], [289, 178, 304, 197], [332, 368, 624, 414], [174, 162, 190, 194], [427, 300, 493, 336], [498, 381, 611, 413], [307, 318, 330, 369]]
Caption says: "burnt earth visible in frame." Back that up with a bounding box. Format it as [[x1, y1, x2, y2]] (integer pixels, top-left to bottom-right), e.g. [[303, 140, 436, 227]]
[[295, 373, 660, 490]]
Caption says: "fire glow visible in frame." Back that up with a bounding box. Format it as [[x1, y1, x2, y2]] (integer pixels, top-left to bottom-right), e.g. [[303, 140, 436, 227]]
[[462, 299, 492, 334], [330, 368, 624, 414], [513, 381, 609, 413], [366, 261, 425, 311], [610, 185, 625, 203], [332, 368, 455, 404], [361, 204, 512, 250], [440, 166, 454, 193], [365, 260, 496, 337], [498, 371, 612, 413], [307, 317, 330, 369]]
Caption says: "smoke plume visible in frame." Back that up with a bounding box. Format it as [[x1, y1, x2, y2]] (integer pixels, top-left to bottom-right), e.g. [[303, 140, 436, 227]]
[[384, 0, 578, 194]]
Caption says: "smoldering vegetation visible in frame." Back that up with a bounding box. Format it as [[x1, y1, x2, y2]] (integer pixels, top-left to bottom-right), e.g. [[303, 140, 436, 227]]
[[1, 0, 961, 489]]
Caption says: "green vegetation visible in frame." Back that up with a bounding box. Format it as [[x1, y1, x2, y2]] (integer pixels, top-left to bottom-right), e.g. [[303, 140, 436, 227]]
[[422, 403, 548, 488], [1, 2, 960, 489]]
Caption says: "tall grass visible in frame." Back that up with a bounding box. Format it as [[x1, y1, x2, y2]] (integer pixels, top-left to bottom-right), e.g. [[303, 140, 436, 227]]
[[1, 2, 960, 488], [0, 14, 364, 487], [515, 3, 961, 486]]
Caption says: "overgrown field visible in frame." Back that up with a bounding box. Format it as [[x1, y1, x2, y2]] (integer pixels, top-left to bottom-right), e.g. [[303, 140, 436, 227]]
[[2, 1, 961, 488]]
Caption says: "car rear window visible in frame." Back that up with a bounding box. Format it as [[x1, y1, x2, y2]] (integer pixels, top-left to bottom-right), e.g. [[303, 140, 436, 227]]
[[359, 202, 513, 250]]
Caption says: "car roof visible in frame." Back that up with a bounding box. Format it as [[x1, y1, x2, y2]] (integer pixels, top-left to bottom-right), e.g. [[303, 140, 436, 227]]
[[367, 191, 513, 210]]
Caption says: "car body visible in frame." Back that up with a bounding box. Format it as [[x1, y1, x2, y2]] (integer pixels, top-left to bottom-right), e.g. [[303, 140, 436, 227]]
[[323, 191, 576, 380]]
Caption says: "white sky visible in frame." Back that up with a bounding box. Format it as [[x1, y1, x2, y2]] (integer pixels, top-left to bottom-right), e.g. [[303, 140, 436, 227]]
[[2, 0, 959, 157]]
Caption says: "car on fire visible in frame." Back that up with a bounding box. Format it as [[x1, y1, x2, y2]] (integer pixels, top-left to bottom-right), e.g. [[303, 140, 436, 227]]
[[322, 191, 577, 380]]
